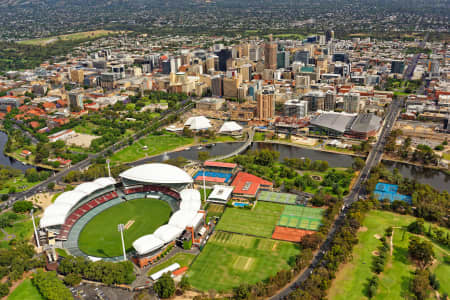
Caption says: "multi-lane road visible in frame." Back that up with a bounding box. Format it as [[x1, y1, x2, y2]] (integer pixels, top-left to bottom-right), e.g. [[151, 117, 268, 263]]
[[404, 33, 429, 81], [271, 98, 402, 300]]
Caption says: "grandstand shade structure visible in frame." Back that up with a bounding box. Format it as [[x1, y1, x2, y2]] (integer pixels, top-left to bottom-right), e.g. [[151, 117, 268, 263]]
[[119, 163, 193, 189], [40, 177, 116, 229]]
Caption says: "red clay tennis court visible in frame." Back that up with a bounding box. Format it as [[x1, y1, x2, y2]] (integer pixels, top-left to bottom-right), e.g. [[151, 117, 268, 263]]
[[271, 226, 315, 242]]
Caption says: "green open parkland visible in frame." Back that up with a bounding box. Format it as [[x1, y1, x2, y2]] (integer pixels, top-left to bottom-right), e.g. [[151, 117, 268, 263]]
[[328, 210, 450, 300], [187, 231, 300, 292], [8, 279, 44, 300], [18, 30, 119, 46], [110, 133, 193, 163], [78, 198, 171, 257], [215, 202, 285, 238]]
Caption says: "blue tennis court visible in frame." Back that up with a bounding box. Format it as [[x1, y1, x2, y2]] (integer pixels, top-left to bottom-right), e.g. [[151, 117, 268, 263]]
[[193, 171, 233, 183], [374, 182, 412, 204]]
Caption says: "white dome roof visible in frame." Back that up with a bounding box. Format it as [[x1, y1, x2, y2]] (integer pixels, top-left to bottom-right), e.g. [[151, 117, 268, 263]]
[[219, 121, 243, 133], [184, 116, 211, 130], [119, 163, 193, 184]]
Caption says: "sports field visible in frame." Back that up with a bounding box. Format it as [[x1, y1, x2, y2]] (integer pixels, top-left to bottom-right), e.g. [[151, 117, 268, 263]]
[[257, 191, 298, 205], [188, 232, 301, 291], [78, 198, 171, 257], [215, 202, 285, 238], [110, 133, 193, 163], [328, 210, 450, 300], [8, 279, 44, 300], [148, 252, 196, 276], [277, 206, 324, 231]]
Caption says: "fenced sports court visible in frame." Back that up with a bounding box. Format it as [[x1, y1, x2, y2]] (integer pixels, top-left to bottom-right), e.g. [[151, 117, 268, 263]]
[[272, 226, 315, 242], [277, 206, 324, 231], [257, 191, 298, 205]]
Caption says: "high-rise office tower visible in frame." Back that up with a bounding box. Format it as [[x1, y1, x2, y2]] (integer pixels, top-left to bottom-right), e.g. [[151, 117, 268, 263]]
[[284, 99, 308, 118], [264, 35, 278, 70], [277, 51, 290, 69], [69, 91, 84, 111], [293, 50, 310, 65], [216, 49, 232, 71], [344, 93, 361, 113], [324, 90, 336, 111], [211, 75, 223, 97], [256, 89, 275, 120], [391, 60, 405, 74]]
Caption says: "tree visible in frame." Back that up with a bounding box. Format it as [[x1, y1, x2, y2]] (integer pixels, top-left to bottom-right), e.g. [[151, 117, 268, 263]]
[[154, 273, 176, 298], [234, 284, 251, 299], [352, 157, 365, 171], [197, 151, 210, 162], [25, 168, 40, 182], [12, 200, 33, 213], [63, 273, 82, 286], [407, 219, 425, 234], [408, 236, 434, 269], [0, 283, 9, 298], [411, 269, 431, 300], [179, 276, 190, 292], [47, 182, 55, 190]]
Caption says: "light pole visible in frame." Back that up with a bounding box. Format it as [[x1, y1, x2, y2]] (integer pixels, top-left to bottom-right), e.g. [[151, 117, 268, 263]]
[[106, 159, 111, 178], [202, 167, 207, 202], [30, 209, 40, 248], [117, 224, 126, 261]]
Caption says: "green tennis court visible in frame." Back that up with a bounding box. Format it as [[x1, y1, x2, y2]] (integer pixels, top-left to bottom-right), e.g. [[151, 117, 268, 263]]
[[257, 191, 298, 205], [277, 206, 324, 231]]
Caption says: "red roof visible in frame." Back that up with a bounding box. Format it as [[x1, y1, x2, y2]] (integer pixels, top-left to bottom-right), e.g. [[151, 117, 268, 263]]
[[231, 172, 272, 196], [204, 161, 237, 169], [172, 266, 188, 276], [30, 121, 40, 129]]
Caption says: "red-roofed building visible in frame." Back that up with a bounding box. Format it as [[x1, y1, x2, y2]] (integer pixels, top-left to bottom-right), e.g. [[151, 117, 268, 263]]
[[29, 121, 40, 129], [231, 172, 273, 199], [203, 161, 237, 173]]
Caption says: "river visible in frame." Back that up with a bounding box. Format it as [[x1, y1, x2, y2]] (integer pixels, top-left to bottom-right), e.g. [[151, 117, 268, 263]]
[[0, 131, 33, 172], [146, 141, 449, 192]]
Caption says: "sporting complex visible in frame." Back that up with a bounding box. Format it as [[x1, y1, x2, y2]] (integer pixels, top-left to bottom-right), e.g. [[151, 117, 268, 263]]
[[39, 163, 208, 267]]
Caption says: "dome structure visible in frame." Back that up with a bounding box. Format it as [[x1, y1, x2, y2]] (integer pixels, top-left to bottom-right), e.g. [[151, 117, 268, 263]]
[[219, 121, 243, 133], [119, 163, 193, 186]]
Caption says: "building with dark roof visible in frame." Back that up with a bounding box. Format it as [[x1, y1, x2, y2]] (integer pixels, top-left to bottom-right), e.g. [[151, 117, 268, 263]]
[[348, 113, 381, 139]]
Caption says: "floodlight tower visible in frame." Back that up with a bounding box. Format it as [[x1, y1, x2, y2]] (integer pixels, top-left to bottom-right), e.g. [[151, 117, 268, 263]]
[[117, 224, 126, 261], [30, 209, 40, 248], [106, 159, 111, 178], [202, 167, 207, 202]]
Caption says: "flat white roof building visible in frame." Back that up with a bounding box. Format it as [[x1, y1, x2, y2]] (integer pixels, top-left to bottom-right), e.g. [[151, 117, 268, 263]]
[[207, 185, 234, 204]]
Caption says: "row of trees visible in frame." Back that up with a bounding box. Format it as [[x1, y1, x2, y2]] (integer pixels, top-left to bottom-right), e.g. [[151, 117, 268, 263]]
[[63, 163, 127, 183], [283, 157, 329, 172], [367, 228, 391, 298], [288, 199, 373, 299], [58, 255, 136, 285], [32, 270, 73, 300]]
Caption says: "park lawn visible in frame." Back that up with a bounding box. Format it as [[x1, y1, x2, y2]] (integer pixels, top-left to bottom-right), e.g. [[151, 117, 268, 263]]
[[327, 210, 450, 300], [206, 203, 225, 223], [78, 199, 171, 257], [188, 232, 300, 292], [215, 202, 285, 238], [55, 248, 69, 258], [74, 123, 98, 135], [200, 188, 212, 203], [253, 132, 266, 141], [0, 175, 36, 194], [8, 279, 44, 300], [18, 30, 117, 45], [110, 133, 193, 163], [148, 253, 197, 276]]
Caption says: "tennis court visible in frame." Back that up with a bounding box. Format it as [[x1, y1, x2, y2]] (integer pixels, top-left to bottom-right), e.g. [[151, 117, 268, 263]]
[[272, 226, 316, 242], [257, 191, 298, 205], [277, 206, 324, 231], [194, 171, 233, 183]]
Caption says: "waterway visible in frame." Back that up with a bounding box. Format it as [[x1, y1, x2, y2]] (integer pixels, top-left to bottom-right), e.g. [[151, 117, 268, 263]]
[[0, 131, 33, 172], [148, 141, 449, 192]]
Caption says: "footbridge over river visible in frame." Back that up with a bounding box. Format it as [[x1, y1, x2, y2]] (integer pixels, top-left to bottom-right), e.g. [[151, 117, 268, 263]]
[[209, 128, 255, 161]]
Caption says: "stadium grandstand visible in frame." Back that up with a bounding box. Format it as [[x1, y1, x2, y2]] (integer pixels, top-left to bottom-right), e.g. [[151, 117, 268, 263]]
[[39, 163, 208, 267]]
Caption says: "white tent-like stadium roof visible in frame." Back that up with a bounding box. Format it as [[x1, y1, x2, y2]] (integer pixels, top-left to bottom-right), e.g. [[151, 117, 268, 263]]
[[119, 163, 193, 184], [74, 182, 103, 195], [54, 190, 87, 206], [153, 224, 184, 243], [219, 121, 243, 133], [40, 203, 73, 228], [180, 189, 201, 211], [93, 177, 116, 187], [168, 210, 198, 229], [184, 116, 211, 130], [132, 234, 165, 255]]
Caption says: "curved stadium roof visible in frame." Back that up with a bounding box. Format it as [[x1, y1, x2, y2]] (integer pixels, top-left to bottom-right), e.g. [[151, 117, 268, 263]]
[[119, 163, 193, 185]]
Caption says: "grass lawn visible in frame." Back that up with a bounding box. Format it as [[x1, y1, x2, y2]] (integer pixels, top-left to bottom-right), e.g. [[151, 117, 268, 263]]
[[215, 202, 285, 238], [148, 252, 197, 276], [327, 210, 450, 300], [0, 213, 35, 248], [55, 248, 69, 258], [18, 30, 118, 45], [110, 133, 193, 163], [206, 203, 225, 223], [78, 198, 172, 257], [8, 279, 44, 300], [188, 232, 300, 292], [74, 123, 98, 135], [0, 175, 37, 194], [253, 132, 266, 141], [200, 187, 212, 203]]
